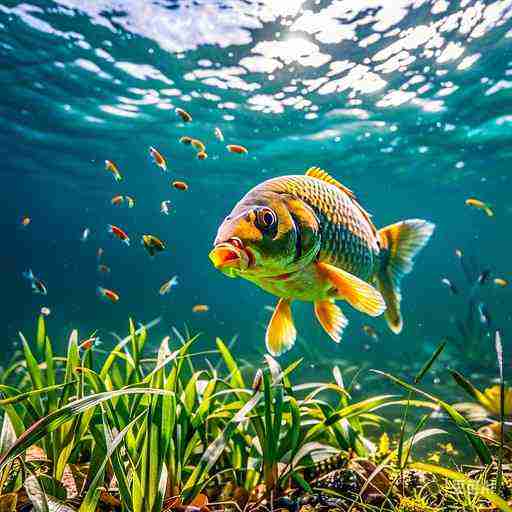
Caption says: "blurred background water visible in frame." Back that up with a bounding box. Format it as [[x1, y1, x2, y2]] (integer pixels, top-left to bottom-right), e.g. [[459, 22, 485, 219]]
[[2, 0, 512, 380]]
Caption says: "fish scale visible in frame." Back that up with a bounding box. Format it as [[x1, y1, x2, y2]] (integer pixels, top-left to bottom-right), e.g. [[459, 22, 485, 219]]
[[261, 175, 380, 280]]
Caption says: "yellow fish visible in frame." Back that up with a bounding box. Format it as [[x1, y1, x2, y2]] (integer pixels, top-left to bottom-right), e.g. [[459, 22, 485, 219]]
[[465, 197, 493, 217], [209, 167, 435, 356]]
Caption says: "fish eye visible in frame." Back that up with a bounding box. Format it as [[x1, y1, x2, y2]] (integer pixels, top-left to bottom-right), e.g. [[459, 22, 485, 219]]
[[255, 207, 277, 231]]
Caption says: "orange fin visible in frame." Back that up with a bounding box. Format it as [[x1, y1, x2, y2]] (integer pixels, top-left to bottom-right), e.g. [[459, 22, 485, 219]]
[[265, 298, 297, 356], [314, 300, 348, 343], [377, 219, 435, 334], [316, 262, 385, 317], [305, 166, 355, 199]]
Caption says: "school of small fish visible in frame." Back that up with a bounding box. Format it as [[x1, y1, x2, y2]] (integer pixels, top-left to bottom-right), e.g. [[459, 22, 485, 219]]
[[19, 107, 248, 317]]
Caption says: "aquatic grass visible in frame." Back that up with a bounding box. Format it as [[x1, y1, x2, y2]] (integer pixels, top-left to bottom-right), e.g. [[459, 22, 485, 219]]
[[373, 369, 492, 465], [1, 315, 509, 511]]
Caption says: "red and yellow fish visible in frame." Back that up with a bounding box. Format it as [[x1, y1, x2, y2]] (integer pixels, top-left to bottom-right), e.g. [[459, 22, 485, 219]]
[[209, 167, 435, 356]]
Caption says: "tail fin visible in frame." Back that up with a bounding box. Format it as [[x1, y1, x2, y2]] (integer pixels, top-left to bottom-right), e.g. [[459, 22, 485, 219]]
[[376, 219, 435, 334]]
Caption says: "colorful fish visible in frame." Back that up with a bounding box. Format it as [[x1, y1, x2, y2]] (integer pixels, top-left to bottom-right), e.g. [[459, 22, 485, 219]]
[[465, 198, 493, 217], [172, 181, 188, 191], [192, 304, 209, 313], [494, 278, 508, 287], [362, 325, 379, 341], [226, 144, 248, 154], [191, 139, 205, 152], [441, 277, 458, 295], [209, 167, 435, 356], [159, 276, 178, 295], [105, 160, 122, 181], [23, 269, 48, 295], [161, 200, 172, 215], [97, 286, 119, 303], [108, 224, 130, 245], [176, 108, 192, 122], [111, 195, 124, 206], [81, 227, 91, 242], [197, 150, 208, 160], [142, 234, 166, 257], [21, 216, 31, 227], [179, 136, 193, 145], [214, 127, 224, 142], [149, 146, 167, 172]]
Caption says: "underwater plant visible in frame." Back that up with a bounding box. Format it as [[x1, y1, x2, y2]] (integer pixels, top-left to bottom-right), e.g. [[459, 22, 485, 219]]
[[1, 316, 512, 512]]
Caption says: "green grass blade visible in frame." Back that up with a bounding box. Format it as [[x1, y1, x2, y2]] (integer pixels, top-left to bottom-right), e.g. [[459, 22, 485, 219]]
[[216, 337, 245, 389], [0, 387, 175, 472], [79, 410, 146, 512], [373, 370, 492, 464], [414, 341, 446, 384], [409, 462, 512, 512]]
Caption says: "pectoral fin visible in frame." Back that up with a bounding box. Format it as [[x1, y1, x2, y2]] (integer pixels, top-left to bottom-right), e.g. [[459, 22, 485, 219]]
[[314, 300, 348, 343], [265, 298, 297, 356], [316, 262, 385, 317]]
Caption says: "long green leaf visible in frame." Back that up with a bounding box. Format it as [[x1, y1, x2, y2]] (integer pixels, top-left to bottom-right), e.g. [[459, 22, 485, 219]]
[[0, 387, 176, 472], [410, 462, 512, 512], [373, 370, 492, 464]]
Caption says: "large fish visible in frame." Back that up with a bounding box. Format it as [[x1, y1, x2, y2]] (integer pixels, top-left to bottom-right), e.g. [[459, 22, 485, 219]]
[[209, 167, 435, 356]]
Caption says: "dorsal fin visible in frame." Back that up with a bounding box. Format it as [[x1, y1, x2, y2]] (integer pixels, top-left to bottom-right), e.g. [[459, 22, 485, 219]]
[[305, 166, 377, 237], [305, 167, 355, 199]]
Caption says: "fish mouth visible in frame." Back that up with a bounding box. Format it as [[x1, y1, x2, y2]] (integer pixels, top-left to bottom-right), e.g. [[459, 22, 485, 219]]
[[209, 238, 253, 276]]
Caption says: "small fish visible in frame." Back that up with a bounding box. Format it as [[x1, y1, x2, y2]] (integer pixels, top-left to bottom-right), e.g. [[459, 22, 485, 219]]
[[79, 335, 100, 350], [465, 198, 493, 217], [97, 247, 104, 261], [111, 195, 124, 206], [176, 107, 192, 122], [126, 196, 135, 208], [159, 275, 178, 295], [81, 228, 91, 242], [23, 269, 47, 295], [197, 151, 208, 160], [441, 277, 458, 295], [172, 180, 188, 191], [191, 139, 205, 152], [362, 325, 379, 341], [142, 234, 166, 257], [160, 200, 172, 215], [97, 286, 119, 303], [439, 442, 458, 456], [226, 144, 248, 154], [192, 304, 209, 313], [108, 224, 130, 245], [105, 160, 122, 181], [494, 278, 508, 287], [209, 166, 435, 356], [252, 368, 263, 392], [21, 216, 31, 227], [427, 453, 440, 463], [477, 269, 491, 285], [98, 264, 111, 273], [40, 306, 51, 317], [478, 302, 491, 327], [214, 127, 224, 142], [149, 146, 167, 172], [179, 136, 193, 145], [455, 249, 462, 259]]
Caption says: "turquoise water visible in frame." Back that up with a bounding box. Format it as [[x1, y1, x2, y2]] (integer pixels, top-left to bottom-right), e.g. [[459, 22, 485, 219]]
[[3, 0, 512, 376]]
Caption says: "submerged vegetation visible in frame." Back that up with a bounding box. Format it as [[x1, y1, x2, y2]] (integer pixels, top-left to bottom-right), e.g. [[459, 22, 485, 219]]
[[0, 316, 511, 512]]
